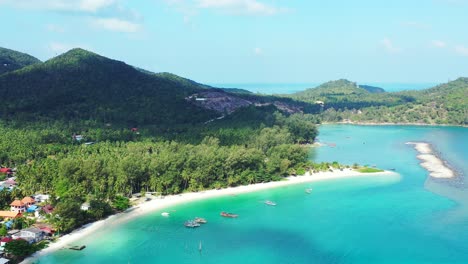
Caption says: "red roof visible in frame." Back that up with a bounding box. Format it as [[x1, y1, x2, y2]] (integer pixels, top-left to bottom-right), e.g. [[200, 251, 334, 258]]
[[42, 204, 54, 214], [0, 211, 22, 218], [21, 196, 36, 204], [10, 199, 25, 207], [40, 227, 54, 234], [1, 237, 13, 243], [0, 168, 11, 173]]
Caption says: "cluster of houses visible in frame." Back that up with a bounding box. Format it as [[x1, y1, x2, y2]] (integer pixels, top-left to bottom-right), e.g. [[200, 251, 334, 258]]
[[0, 195, 55, 261]]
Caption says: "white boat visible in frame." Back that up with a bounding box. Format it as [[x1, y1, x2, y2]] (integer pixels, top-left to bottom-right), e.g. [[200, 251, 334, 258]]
[[305, 188, 312, 194], [184, 220, 201, 228], [194, 217, 207, 224], [265, 200, 277, 206], [161, 212, 170, 217]]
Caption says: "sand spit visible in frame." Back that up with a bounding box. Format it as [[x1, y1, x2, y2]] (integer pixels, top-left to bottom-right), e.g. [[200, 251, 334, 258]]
[[406, 142, 455, 178]]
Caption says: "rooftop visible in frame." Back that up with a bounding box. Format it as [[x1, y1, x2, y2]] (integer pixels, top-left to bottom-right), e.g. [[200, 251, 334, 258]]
[[10, 199, 24, 207]]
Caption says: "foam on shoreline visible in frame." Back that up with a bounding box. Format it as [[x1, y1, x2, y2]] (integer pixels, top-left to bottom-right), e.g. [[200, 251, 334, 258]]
[[23, 169, 398, 263], [406, 142, 455, 178]]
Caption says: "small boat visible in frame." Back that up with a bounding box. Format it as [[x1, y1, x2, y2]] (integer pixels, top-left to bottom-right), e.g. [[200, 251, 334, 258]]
[[264, 200, 277, 206], [199, 241, 202, 252], [305, 188, 313, 194], [194, 217, 207, 224], [161, 212, 170, 217], [69, 245, 86, 251], [184, 220, 201, 228], [220, 212, 238, 218]]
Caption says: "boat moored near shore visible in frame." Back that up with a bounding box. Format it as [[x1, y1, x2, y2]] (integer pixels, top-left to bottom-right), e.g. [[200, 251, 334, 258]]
[[194, 217, 207, 224], [184, 220, 201, 228], [220, 212, 238, 218]]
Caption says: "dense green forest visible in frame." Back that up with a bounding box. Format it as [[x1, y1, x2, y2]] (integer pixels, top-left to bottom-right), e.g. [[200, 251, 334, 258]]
[[0, 47, 41, 75], [289, 78, 468, 125], [0, 48, 217, 126], [0, 109, 321, 232]]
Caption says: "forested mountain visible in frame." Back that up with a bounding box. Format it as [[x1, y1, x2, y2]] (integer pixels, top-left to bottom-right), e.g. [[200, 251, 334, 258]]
[[289, 78, 467, 125], [0, 48, 217, 126], [0, 47, 42, 75], [290, 79, 412, 110]]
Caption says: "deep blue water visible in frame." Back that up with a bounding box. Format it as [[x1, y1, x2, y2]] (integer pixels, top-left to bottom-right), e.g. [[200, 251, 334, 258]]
[[34, 125, 468, 264]]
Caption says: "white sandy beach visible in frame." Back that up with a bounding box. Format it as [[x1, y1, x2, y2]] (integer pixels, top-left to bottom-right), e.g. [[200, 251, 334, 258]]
[[23, 169, 398, 263], [406, 142, 455, 178]]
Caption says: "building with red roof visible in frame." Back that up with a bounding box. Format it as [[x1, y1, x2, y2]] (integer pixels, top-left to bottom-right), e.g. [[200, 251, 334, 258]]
[[10, 199, 25, 213], [21, 197, 36, 207], [0, 237, 12, 246], [0, 211, 22, 219], [0, 168, 12, 174], [42, 204, 54, 214]]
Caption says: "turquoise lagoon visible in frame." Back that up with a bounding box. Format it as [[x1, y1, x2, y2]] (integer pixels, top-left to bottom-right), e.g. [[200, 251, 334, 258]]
[[34, 125, 468, 264]]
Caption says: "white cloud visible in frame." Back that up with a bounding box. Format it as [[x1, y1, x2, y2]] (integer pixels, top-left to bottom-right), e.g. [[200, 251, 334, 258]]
[[454, 45, 468, 56], [381, 38, 401, 53], [432, 40, 446, 48], [0, 0, 115, 12], [91, 18, 142, 33], [254, 47, 263, 56], [79, 0, 115, 12], [196, 0, 284, 15], [164, 0, 288, 16], [46, 24, 65, 33]]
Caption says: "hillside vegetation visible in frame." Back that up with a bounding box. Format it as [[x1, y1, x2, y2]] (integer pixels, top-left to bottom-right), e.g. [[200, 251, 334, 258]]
[[0, 47, 324, 234], [0, 48, 216, 126], [289, 78, 467, 125], [0, 47, 41, 75]]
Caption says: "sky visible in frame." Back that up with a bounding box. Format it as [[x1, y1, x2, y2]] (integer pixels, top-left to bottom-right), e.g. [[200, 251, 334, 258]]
[[0, 0, 467, 84]]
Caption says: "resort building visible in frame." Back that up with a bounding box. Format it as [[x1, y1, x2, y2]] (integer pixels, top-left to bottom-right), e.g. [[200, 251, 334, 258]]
[[0, 211, 22, 219], [33, 194, 50, 203], [9, 200, 26, 213], [12, 227, 44, 244], [21, 197, 36, 207], [0, 237, 12, 247]]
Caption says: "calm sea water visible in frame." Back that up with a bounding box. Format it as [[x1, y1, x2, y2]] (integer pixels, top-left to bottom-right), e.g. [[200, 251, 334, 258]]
[[211, 83, 438, 94], [35, 125, 468, 264]]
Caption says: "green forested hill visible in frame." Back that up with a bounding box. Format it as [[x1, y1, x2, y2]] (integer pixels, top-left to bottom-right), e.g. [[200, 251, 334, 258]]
[[0, 48, 216, 126], [289, 78, 467, 125], [0, 47, 42, 75], [290, 79, 412, 110]]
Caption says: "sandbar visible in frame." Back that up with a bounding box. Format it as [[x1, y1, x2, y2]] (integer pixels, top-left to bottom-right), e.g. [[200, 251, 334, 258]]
[[406, 142, 455, 178]]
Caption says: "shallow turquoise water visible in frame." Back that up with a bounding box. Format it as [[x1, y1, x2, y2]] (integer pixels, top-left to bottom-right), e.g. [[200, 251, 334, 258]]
[[35, 125, 468, 264]]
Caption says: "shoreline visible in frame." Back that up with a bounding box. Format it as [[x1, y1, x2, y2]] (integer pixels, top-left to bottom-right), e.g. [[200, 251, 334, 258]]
[[23, 169, 398, 263], [406, 142, 455, 178], [325, 121, 467, 128]]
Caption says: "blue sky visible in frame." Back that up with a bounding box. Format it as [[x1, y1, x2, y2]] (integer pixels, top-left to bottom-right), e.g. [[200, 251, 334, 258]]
[[0, 0, 467, 83]]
